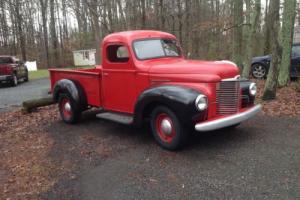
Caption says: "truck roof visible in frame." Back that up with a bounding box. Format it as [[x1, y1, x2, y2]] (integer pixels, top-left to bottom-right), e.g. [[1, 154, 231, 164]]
[[102, 30, 177, 45]]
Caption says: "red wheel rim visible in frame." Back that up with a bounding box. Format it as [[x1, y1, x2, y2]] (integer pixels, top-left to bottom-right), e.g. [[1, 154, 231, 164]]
[[60, 98, 72, 120], [155, 113, 176, 143]]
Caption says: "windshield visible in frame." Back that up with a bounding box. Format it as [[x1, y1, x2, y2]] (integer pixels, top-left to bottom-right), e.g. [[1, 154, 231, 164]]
[[0, 57, 13, 64], [133, 39, 181, 60]]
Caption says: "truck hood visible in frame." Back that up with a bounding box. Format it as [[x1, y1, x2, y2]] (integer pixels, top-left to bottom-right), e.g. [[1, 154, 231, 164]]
[[147, 59, 240, 83]]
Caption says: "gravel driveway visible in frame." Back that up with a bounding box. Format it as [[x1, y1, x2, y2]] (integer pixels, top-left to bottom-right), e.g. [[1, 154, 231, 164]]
[[40, 113, 300, 200], [0, 78, 50, 112]]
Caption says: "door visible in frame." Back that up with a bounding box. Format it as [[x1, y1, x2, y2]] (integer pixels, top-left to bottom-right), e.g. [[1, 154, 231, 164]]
[[291, 45, 300, 77], [102, 43, 137, 113]]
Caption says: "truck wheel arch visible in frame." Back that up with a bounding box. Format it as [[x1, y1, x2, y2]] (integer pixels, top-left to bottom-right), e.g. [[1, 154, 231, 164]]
[[53, 79, 87, 111], [133, 85, 206, 127]]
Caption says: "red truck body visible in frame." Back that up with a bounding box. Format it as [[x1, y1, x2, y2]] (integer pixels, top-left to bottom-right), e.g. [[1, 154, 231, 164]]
[[50, 68, 102, 107], [50, 30, 261, 150]]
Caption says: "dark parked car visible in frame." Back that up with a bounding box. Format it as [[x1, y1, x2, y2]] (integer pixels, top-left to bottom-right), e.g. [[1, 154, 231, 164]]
[[0, 56, 28, 86], [251, 43, 300, 79]]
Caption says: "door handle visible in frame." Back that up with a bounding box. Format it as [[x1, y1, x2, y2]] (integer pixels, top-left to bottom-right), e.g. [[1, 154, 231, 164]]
[[103, 73, 109, 76]]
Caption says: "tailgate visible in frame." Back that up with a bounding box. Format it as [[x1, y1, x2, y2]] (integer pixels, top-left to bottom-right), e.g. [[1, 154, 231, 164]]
[[49, 69, 102, 107], [0, 65, 10, 75]]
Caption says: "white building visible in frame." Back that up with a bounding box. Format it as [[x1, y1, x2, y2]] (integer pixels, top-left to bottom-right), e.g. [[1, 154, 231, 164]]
[[73, 49, 96, 66]]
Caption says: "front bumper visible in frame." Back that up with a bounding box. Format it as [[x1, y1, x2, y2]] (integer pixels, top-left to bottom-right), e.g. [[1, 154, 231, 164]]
[[0, 75, 13, 82], [195, 105, 262, 132]]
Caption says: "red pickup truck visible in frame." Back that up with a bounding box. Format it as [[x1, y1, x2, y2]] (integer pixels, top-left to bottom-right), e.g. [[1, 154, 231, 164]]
[[50, 30, 261, 150], [0, 56, 28, 86]]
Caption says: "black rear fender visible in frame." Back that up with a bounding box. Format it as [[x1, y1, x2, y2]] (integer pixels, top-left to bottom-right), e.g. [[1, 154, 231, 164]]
[[53, 79, 87, 111]]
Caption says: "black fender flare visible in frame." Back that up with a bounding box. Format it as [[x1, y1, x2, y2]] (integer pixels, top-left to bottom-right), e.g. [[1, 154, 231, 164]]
[[133, 85, 207, 127], [53, 79, 87, 111]]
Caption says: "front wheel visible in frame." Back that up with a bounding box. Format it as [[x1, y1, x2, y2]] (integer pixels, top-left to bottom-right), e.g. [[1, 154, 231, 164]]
[[252, 63, 267, 79], [150, 106, 189, 151], [58, 93, 81, 124]]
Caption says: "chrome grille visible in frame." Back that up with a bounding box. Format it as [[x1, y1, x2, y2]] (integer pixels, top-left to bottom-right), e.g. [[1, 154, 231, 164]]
[[216, 81, 240, 115]]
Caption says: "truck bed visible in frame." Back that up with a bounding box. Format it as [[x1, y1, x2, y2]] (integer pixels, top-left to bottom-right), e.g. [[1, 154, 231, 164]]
[[49, 67, 102, 107]]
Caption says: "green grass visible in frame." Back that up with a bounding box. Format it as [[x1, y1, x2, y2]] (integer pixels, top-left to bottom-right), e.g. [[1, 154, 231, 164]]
[[29, 69, 49, 80], [28, 66, 93, 80]]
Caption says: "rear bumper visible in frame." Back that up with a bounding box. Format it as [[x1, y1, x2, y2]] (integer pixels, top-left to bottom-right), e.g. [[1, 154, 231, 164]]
[[195, 105, 262, 132], [0, 75, 13, 82]]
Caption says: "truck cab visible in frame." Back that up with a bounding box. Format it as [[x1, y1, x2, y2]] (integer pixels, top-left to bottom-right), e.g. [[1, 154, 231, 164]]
[[50, 30, 261, 150]]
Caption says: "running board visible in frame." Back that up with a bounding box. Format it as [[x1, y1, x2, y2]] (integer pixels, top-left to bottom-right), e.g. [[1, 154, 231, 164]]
[[96, 112, 134, 125]]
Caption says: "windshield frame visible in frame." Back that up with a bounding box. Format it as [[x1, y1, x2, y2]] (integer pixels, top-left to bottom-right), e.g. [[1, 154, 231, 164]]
[[132, 38, 182, 61]]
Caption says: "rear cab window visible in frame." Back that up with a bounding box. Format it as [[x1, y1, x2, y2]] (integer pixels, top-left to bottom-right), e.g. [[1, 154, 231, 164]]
[[0, 57, 13, 64]]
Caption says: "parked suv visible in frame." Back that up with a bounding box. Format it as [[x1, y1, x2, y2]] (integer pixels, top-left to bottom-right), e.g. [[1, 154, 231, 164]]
[[0, 56, 29, 86], [251, 44, 300, 79]]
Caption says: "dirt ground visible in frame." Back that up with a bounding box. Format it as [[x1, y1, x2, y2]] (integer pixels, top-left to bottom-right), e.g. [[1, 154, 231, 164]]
[[0, 81, 300, 199]]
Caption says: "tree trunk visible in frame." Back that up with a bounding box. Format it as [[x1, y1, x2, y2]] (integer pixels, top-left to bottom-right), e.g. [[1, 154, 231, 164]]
[[177, 0, 183, 45], [262, 0, 281, 101], [50, 0, 59, 66], [278, 0, 297, 87], [88, 0, 101, 65], [264, 0, 271, 54], [232, 0, 243, 69], [242, 0, 261, 78], [141, 0, 146, 29], [39, 0, 50, 68], [14, 0, 27, 61], [22, 97, 54, 114]]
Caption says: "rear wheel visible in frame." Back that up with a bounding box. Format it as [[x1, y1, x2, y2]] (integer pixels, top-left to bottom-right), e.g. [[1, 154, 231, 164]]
[[58, 93, 81, 124], [11, 73, 18, 87], [150, 106, 189, 151]]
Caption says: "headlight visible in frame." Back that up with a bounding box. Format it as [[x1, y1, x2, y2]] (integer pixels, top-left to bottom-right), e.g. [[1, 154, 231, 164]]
[[195, 94, 208, 111], [249, 83, 257, 96]]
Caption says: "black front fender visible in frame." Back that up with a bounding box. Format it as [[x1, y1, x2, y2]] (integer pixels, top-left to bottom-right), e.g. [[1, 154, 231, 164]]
[[240, 80, 256, 108], [134, 85, 207, 126]]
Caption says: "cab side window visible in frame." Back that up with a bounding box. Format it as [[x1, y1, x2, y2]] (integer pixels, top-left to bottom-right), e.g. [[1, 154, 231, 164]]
[[107, 45, 129, 63]]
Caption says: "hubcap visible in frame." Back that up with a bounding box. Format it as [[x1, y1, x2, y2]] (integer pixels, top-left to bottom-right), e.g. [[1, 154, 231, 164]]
[[155, 113, 176, 143], [60, 98, 72, 119], [64, 102, 71, 112], [253, 65, 266, 78], [161, 119, 172, 135]]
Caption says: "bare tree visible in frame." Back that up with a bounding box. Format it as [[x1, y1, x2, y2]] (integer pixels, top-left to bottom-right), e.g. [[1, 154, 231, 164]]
[[278, 0, 297, 87], [262, 0, 281, 100], [242, 0, 261, 78], [50, 0, 59, 66], [232, 0, 243, 69]]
